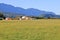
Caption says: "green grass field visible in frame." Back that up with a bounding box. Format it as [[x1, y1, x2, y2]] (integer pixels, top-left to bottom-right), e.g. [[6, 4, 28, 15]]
[[0, 19, 60, 40]]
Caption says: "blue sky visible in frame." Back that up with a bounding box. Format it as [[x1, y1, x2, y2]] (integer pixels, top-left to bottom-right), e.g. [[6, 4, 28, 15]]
[[0, 0, 60, 15]]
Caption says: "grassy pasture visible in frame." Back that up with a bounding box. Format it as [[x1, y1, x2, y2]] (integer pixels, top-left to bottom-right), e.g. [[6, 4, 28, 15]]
[[0, 19, 60, 40]]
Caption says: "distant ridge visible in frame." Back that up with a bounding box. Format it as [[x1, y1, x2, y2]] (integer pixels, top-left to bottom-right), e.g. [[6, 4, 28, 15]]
[[0, 3, 58, 18]]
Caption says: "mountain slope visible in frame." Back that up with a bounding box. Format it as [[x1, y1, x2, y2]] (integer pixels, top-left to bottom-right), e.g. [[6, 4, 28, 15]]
[[0, 3, 56, 17]]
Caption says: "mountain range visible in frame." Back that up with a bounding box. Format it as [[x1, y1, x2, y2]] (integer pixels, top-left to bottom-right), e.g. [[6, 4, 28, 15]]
[[0, 3, 60, 18]]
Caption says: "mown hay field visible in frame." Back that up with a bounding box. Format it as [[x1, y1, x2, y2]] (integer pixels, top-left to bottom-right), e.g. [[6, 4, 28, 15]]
[[0, 19, 60, 40]]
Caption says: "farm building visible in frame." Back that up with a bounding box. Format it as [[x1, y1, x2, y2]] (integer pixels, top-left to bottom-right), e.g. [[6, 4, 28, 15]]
[[5, 17, 12, 20], [22, 16, 32, 20], [4, 16, 34, 20]]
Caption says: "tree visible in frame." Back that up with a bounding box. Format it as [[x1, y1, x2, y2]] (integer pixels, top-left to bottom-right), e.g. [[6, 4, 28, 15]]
[[0, 12, 6, 19]]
